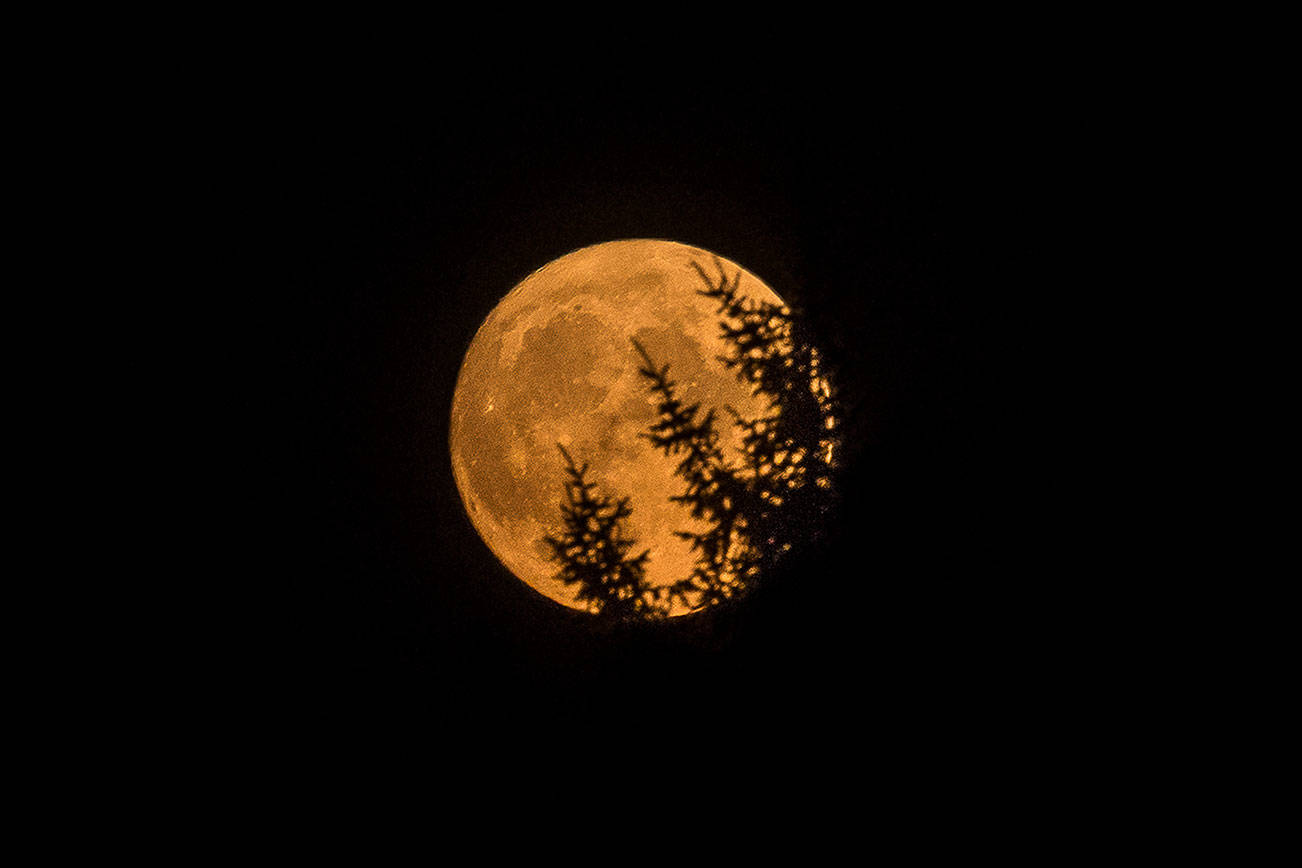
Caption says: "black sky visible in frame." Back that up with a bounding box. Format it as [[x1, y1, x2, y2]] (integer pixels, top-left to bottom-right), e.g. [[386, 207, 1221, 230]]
[[262, 79, 1052, 742]]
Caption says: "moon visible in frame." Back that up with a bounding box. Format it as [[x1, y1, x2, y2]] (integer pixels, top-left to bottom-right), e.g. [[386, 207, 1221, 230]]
[[449, 239, 786, 615]]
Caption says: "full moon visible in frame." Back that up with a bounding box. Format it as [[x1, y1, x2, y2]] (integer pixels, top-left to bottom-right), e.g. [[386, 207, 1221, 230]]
[[449, 239, 786, 615]]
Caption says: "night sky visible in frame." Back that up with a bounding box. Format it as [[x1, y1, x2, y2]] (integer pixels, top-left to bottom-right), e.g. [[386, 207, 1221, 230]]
[[264, 79, 1050, 748]]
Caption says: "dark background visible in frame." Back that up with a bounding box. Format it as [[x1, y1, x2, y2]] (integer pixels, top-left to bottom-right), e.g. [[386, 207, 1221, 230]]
[[263, 79, 1056, 746]]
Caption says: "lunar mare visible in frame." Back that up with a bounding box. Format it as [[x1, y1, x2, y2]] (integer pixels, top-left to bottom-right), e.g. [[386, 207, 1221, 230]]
[[449, 239, 785, 614]]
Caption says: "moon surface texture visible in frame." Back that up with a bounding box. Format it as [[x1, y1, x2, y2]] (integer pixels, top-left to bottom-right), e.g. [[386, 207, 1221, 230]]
[[450, 239, 785, 615]]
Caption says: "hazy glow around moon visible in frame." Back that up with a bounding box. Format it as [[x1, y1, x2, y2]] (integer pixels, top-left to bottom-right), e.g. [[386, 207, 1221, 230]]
[[449, 239, 785, 614]]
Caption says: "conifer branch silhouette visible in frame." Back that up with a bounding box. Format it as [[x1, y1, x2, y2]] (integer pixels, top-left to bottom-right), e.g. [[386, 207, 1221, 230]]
[[632, 259, 840, 615], [543, 443, 665, 621], [693, 257, 839, 572], [632, 338, 756, 610], [537, 258, 840, 623]]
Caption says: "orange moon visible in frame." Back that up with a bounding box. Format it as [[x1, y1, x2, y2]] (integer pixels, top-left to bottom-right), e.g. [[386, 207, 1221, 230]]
[[449, 239, 786, 615]]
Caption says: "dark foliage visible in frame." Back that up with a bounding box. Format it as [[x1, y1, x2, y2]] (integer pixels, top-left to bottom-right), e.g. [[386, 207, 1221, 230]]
[[632, 338, 755, 610], [542, 260, 839, 620], [635, 259, 840, 613], [542, 444, 666, 621], [693, 259, 838, 576]]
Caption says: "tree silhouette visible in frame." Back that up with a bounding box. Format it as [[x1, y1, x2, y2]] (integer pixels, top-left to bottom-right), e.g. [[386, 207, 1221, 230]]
[[693, 258, 838, 576], [634, 258, 839, 612], [541, 260, 839, 621], [632, 338, 756, 611], [543, 444, 665, 621]]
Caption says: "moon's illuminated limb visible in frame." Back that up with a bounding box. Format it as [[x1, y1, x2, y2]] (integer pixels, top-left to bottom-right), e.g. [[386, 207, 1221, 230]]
[[449, 239, 784, 615]]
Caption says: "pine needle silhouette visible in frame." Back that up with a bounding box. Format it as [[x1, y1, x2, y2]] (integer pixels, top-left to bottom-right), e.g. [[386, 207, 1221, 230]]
[[635, 258, 840, 613], [543, 444, 666, 621], [692, 258, 838, 576], [632, 338, 755, 611], [540, 260, 839, 621]]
